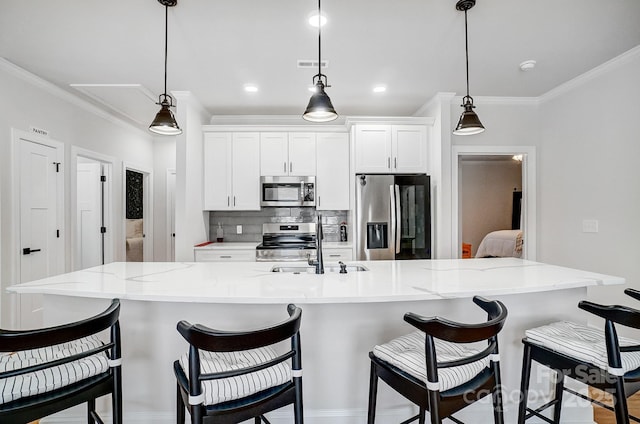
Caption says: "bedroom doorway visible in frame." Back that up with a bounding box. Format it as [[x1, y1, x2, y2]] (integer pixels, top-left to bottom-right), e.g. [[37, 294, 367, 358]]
[[452, 146, 537, 260], [123, 164, 153, 262], [459, 155, 522, 258]]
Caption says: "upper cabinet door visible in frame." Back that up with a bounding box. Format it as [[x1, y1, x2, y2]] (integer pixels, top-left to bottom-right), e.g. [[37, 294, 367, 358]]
[[203, 133, 233, 210], [231, 133, 261, 210], [260, 132, 288, 176], [392, 125, 427, 173], [316, 133, 349, 210], [354, 125, 393, 173], [288, 133, 316, 176]]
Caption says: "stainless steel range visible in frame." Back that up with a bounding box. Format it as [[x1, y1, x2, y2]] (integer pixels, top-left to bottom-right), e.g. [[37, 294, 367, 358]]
[[256, 223, 318, 262]]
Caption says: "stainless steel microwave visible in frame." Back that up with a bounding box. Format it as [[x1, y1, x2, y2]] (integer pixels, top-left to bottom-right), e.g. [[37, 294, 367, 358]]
[[260, 176, 316, 207]]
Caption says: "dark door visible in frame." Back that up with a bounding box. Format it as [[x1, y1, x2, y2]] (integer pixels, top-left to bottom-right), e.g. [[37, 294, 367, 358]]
[[395, 175, 431, 259]]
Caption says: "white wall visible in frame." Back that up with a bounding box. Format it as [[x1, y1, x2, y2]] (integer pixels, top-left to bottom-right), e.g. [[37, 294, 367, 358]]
[[0, 60, 155, 326], [174, 92, 209, 261], [538, 48, 640, 317], [152, 137, 176, 261]]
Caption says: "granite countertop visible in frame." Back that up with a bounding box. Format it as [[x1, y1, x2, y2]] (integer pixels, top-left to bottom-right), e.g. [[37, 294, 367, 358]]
[[8, 258, 624, 304]]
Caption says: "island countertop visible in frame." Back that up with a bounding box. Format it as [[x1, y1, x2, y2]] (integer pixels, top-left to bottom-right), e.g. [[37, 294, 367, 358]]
[[7, 258, 624, 304]]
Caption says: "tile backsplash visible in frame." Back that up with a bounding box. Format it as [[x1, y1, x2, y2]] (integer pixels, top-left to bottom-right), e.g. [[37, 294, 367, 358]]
[[209, 209, 349, 243]]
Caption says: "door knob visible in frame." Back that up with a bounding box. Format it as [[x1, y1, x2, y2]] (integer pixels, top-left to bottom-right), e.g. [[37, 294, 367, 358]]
[[22, 247, 42, 255]]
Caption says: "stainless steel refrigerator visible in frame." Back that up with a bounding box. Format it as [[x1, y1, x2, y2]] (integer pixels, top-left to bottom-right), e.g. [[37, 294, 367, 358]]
[[355, 174, 431, 260]]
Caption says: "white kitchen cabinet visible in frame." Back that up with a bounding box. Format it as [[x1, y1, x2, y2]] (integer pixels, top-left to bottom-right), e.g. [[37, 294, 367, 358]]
[[260, 132, 316, 176], [322, 248, 353, 262], [354, 125, 427, 173], [194, 248, 255, 262], [203, 132, 260, 210], [316, 132, 350, 210]]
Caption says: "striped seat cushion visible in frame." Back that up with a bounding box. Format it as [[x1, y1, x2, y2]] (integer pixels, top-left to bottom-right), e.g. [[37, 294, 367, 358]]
[[179, 346, 292, 405], [525, 321, 640, 373], [0, 335, 109, 404], [373, 331, 489, 392]]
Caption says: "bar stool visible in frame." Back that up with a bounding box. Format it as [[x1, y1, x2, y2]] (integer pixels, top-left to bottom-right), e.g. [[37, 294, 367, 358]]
[[174, 304, 303, 423], [367, 296, 508, 424], [518, 292, 640, 423], [0, 299, 122, 424]]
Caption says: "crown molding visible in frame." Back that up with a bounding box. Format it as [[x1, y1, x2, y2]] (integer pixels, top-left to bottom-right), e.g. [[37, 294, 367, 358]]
[[456, 96, 540, 106], [413, 92, 457, 116], [344, 116, 434, 127], [173, 90, 209, 117], [0, 57, 152, 139], [208, 115, 347, 127], [539, 44, 640, 104]]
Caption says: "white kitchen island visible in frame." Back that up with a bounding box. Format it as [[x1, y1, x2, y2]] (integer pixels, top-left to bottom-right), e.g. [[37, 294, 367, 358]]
[[8, 258, 625, 424]]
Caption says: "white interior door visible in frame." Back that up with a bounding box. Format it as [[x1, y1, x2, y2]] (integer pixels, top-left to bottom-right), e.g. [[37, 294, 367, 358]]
[[19, 137, 63, 328], [76, 159, 102, 269], [167, 169, 176, 261]]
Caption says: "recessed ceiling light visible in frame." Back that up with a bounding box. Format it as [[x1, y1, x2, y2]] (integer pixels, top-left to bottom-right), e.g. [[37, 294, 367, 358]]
[[308, 12, 327, 27], [244, 84, 258, 93], [373, 85, 387, 93], [519, 60, 537, 71]]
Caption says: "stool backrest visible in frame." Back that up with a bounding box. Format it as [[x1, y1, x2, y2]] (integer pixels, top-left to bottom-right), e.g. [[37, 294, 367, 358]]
[[176, 304, 302, 352], [0, 299, 121, 352], [578, 300, 640, 369], [404, 296, 507, 344]]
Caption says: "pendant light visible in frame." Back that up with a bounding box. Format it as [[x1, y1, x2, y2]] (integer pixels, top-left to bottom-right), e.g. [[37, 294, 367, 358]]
[[453, 0, 485, 136], [302, 0, 338, 122], [149, 0, 182, 136]]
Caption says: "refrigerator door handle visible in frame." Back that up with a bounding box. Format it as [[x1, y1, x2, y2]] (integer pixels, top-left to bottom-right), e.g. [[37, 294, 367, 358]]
[[389, 184, 397, 255], [394, 184, 401, 254]]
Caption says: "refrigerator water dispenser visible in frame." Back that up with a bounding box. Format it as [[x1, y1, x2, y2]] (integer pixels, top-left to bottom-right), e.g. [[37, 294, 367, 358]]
[[367, 222, 388, 249]]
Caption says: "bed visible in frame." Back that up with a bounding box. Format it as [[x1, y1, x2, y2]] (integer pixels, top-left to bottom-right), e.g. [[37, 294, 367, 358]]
[[475, 229, 523, 258], [125, 218, 144, 262]]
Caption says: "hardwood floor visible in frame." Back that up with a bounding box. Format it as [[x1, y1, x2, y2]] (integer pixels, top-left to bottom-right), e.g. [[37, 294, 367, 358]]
[[590, 388, 640, 424]]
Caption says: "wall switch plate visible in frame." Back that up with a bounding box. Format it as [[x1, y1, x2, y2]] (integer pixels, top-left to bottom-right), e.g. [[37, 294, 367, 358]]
[[582, 219, 599, 233], [236, 225, 242, 234]]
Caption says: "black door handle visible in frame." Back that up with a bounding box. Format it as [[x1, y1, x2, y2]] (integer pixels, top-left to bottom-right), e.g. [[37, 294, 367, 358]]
[[23, 248, 42, 255]]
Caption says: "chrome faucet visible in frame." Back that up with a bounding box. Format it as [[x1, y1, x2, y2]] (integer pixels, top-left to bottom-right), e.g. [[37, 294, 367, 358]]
[[308, 214, 324, 274]]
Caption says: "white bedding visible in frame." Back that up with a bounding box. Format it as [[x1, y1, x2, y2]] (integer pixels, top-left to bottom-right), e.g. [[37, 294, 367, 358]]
[[475, 230, 523, 258]]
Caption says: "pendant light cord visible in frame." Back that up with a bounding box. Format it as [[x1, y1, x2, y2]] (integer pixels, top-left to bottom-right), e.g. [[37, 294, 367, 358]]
[[464, 9, 469, 98], [163, 4, 169, 98], [317, 0, 322, 80]]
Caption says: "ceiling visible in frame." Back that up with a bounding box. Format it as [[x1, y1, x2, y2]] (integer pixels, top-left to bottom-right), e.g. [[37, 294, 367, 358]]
[[2, 0, 639, 131]]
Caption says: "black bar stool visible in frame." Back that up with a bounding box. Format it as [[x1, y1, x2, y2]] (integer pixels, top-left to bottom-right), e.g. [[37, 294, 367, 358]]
[[367, 296, 508, 424], [174, 304, 303, 424], [518, 290, 640, 424], [0, 299, 123, 424]]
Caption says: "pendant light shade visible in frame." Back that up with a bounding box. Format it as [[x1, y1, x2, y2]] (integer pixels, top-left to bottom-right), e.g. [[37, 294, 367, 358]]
[[453, 95, 485, 135], [149, 0, 182, 136], [453, 0, 484, 136], [149, 94, 182, 135], [302, 0, 338, 122], [303, 79, 338, 122]]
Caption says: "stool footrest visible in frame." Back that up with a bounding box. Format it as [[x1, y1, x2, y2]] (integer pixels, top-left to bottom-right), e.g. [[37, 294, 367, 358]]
[[399, 413, 420, 424], [524, 400, 560, 424]]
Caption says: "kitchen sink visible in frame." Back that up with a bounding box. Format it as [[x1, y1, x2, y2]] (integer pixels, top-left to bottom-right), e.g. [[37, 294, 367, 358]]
[[270, 265, 368, 273]]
